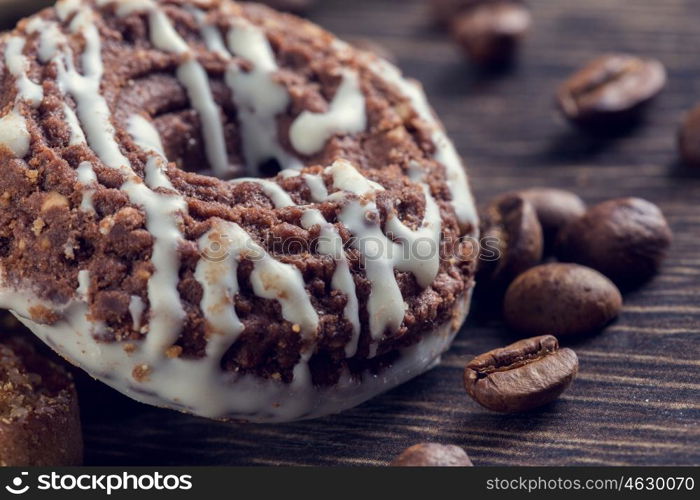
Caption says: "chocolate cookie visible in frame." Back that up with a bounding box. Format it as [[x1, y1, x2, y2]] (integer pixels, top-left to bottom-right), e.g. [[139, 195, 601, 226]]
[[0, 0, 478, 421]]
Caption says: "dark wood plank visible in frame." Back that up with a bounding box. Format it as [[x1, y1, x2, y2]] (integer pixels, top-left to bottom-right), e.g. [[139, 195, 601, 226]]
[[6, 0, 700, 466]]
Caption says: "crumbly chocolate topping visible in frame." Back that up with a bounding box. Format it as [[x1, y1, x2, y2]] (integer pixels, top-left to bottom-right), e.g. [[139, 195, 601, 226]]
[[0, 336, 74, 421], [0, 0, 477, 387]]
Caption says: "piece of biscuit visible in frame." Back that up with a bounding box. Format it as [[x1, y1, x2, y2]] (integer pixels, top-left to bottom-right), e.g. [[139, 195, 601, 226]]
[[0, 336, 83, 466]]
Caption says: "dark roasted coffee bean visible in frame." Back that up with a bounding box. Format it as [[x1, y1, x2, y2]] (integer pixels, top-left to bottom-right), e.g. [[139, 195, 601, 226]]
[[556, 54, 666, 128], [450, 1, 531, 66], [556, 198, 672, 286], [517, 188, 586, 253], [464, 335, 578, 413], [679, 103, 700, 168], [391, 443, 473, 466], [478, 193, 543, 290], [504, 263, 622, 336]]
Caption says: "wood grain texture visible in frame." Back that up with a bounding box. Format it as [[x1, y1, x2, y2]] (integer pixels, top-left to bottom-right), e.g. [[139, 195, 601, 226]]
[[4, 0, 700, 466]]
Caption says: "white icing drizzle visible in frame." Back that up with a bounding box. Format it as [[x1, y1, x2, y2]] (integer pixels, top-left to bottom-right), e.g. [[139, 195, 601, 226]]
[[369, 59, 478, 232], [148, 8, 189, 53], [64, 104, 88, 146], [120, 183, 185, 359], [386, 184, 442, 288], [127, 114, 173, 189], [76, 269, 90, 300], [127, 114, 166, 158], [248, 244, 319, 340], [327, 158, 383, 195], [26, 9, 188, 359], [56, 0, 82, 21], [289, 70, 367, 156], [339, 199, 405, 345], [102, 0, 231, 177], [192, 9, 302, 174], [231, 177, 294, 208], [233, 159, 441, 355], [324, 160, 442, 347], [175, 58, 230, 177], [194, 226, 245, 357], [27, 21, 63, 63], [76, 161, 97, 213], [128, 295, 145, 332], [5, 37, 43, 107], [197, 219, 318, 341], [231, 165, 365, 357], [25, 20, 86, 147], [301, 209, 361, 357], [0, 112, 31, 158], [0, 35, 44, 157], [279, 168, 300, 179], [304, 173, 328, 202]]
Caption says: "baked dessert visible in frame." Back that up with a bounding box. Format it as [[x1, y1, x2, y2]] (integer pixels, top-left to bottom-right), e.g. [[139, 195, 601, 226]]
[[0, 334, 83, 466], [0, 0, 478, 422]]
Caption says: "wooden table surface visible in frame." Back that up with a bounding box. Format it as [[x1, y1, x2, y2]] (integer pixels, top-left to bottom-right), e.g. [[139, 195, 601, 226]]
[[4, 0, 700, 466]]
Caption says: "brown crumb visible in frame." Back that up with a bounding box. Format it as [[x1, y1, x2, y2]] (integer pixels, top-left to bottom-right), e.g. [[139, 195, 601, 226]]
[[40, 192, 69, 213], [0, 192, 11, 207], [24, 169, 39, 183], [32, 218, 45, 236], [27, 306, 60, 325], [165, 345, 183, 359], [132, 364, 151, 382]]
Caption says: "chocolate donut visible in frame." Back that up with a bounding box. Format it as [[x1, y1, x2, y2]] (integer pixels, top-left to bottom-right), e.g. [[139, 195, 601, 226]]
[[0, 0, 478, 422]]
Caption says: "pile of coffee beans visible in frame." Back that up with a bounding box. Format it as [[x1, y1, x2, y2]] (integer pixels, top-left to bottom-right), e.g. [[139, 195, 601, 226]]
[[414, 0, 685, 467], [477, 188, 671, 303], [431, 0, 532, 67], [466, 190, 671, 414]]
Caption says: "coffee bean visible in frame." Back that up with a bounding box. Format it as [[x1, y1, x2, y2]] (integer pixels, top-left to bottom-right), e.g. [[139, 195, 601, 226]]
[[504, 263, 622, 336], [450, 1, 531, 66], [464, 335, 578, 413], [556, 54, 666, 129], [478, 193, 543, 290], [516, 188, 586, 253], [679, 103, 700, 168], [391, 443, 473, 466], [556, 198, 672, 286]]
